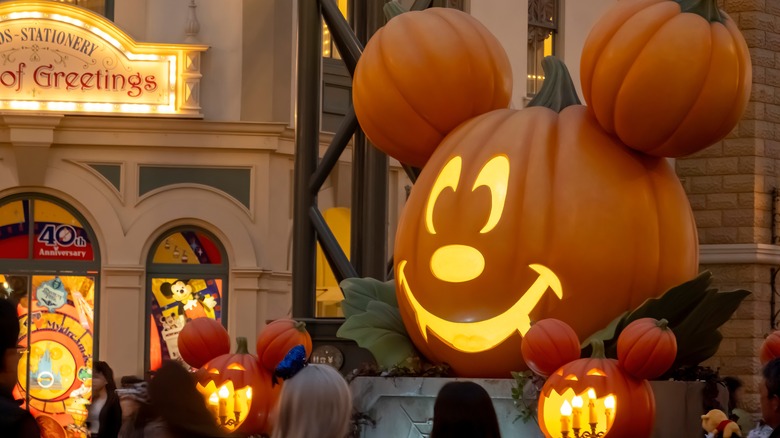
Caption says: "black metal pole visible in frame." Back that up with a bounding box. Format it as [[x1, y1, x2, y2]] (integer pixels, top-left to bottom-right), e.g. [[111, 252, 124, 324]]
[[358, 0, 389, 280], [310, 207, 359, 282], [292, 0, 322, 318], [350, 0, 368, 278]]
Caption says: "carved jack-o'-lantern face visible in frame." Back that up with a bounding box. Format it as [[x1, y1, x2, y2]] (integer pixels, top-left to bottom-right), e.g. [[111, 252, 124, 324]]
[[538, 350, 655, 438], [195, 338, 280, 436], [394, 107, 698, 377]]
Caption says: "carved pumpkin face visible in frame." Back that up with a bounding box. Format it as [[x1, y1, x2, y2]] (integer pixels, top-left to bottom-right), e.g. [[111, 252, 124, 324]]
[[195, 338, 280, 436], [394, 106, 698, 377], [538, 356, 655, 438]]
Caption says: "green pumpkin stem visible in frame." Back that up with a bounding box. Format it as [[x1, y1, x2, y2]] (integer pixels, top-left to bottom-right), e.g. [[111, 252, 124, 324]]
[[294, 320, 307, 332], [527, 56, 581, 113], [235, 337, 249, 354], [657, 318, 670, 330], [590, 339, 606, 359], [676, 0, 723, 23], [383, 1, 407, 20]]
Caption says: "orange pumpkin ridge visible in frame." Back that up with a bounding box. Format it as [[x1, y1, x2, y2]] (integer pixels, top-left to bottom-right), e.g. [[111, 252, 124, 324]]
[[580, 0, 751, 157], [521, 319, 581, 377], [352, 6, 512, 167], [256, 319, 313, 372], [617, 318, 677, 380], [177, 317, 230, 369], [760, 331, 780, 365]]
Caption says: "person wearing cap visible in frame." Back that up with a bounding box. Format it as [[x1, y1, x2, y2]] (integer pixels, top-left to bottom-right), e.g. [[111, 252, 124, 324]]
[[0, 298, 41, 437]]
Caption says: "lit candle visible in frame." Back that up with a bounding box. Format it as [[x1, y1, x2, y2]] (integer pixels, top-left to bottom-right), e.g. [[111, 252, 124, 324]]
[[208, 392, 219, 419], [218, 385, 229, 417], [233, 389, 242, 415], [571, 396, 583, 430], [604, 395, 615, 430], [560, 400, 572, 433], [246, 387, 252, 401], [587, 389, 597, 424]]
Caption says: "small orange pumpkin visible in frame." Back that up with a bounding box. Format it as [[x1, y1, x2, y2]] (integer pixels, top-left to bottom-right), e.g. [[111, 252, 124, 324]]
[[177, 317, 230, 368], [617, 318, 677, 380], [521, 319, 581, 378], [196, 337, 280, 436], [255, 319, 313, 372], [538, 341, 655, 438], [580, 0, 751, 157], [353, 6, 512, 168], [760, 331, 780, 365], [394, 57, 698, 377]]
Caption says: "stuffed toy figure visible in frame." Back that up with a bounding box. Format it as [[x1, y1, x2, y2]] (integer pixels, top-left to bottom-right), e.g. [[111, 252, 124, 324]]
[[702, 409, 742, 438]]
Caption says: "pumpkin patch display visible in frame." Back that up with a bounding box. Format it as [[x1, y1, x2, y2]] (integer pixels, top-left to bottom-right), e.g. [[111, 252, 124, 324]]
[[580, 0, 751, 157], [352, 4, 512, 168], [394, 56, 698, 377], [256, 318, 313, 372], [538, 341, 655, 438], [177, 317, 230, 369], [195, 337, 280, 436], [521, 319, 581, 378], [617, 318, 677, 380]]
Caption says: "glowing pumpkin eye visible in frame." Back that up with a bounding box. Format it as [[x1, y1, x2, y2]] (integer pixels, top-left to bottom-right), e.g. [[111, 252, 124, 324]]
[[425, 156, 462, 234], [472, 155, 510, 233], [587, 368, 606, 376], [564, 374, 578, 381], [227, 363, 245, 371], [208, 368, 220, 375]]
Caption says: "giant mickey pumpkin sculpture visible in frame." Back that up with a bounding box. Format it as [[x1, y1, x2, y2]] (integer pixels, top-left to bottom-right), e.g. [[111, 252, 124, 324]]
[[394, 56, 698, 377]]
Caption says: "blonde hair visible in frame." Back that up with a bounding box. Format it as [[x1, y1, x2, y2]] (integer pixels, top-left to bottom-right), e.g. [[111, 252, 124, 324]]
[[272, 364, 352, 438]]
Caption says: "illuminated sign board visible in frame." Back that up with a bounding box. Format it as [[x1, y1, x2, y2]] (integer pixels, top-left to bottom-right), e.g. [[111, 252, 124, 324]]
[[0, 1, 208, 116]]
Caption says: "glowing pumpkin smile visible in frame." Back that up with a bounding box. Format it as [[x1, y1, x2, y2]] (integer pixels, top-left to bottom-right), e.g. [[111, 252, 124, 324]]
[[397, 260, 563, 353]]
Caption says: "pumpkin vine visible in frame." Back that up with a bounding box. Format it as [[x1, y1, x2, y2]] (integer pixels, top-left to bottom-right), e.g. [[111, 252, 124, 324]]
[[676, 0, 723, 23]]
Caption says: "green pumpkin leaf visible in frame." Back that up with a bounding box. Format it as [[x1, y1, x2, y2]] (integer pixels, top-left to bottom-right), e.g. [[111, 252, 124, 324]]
[[580, 311, 629, 351], [336, 300, 415, 369], [340, 277, 398, 319], [581, 271, 750, 368], [671, 289, 750, 367]]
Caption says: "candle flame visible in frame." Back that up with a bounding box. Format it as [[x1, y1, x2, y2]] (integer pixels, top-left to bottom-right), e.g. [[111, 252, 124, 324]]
[[604, 395, 615, 409], [218, 385, 229, 399], [246, 387, 252, 400], [208, 392, 218, 404], [560, 400, 573, 416], [571, 396, 583, 408], [587, 388, 596, 399]]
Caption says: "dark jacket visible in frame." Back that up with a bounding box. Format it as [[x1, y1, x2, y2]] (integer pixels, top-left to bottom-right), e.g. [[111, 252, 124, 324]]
[[771, 426, 780, 438], [97, 394, 123, 438], [0, 385, 40, 438]]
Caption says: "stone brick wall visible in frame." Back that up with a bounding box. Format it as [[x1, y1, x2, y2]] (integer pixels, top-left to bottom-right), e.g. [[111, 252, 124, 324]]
[[674, 0, 780, 419]]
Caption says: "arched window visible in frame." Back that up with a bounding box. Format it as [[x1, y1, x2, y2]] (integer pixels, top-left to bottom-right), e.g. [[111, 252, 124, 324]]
[[0, 193, 100, 434], [145, 227, 228, 371], [528, 0, 559, 96]]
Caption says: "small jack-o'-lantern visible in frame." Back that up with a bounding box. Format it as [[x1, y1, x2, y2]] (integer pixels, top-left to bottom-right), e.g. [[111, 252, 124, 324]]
[[178, 317, 230, 369], [538, 341, 655, 438], [196, 337, 280, 436], [394, 56, 698, 377]]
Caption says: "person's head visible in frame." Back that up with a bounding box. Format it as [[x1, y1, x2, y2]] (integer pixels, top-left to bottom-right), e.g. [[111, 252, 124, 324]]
[[149, 360, 225, 438], [0, 298, 20, 389], [761, 358, 780, 428], [272, 364, 352, 438], [431, 381, 501, 438], [723, 376, 744, 412], [93, 361, 117, 396], [121, 375, 144, 388], [116, 381, 150, 420]]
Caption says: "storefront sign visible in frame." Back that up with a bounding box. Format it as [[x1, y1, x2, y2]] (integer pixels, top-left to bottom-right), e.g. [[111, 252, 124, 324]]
[[0, 1, 208, 116]]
